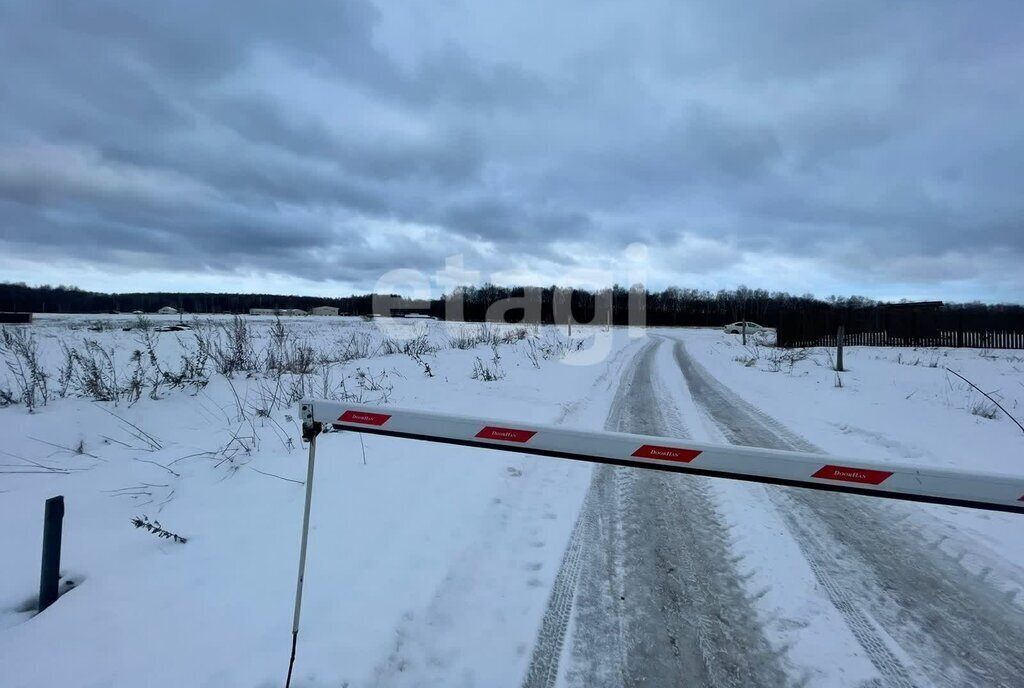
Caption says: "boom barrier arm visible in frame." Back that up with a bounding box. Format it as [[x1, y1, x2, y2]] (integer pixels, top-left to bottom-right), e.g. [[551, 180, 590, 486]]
[[286, 398, 1022, 681], [301, 400, 1024, 515]]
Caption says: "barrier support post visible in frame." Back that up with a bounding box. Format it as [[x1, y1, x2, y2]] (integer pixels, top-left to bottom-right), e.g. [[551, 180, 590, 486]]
[[286, 410, 322, 688]]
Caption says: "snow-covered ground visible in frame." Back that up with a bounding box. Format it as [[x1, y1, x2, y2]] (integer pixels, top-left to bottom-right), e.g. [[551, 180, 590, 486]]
[[1, 317, 1022, 687], [0, 315, 641, 687]]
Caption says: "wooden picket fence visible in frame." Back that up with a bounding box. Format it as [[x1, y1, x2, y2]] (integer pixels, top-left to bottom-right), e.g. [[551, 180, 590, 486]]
[[777, 304, 1024, 350]]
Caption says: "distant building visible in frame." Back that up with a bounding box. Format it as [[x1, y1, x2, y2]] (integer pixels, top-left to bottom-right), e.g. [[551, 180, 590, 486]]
[[309, 306, 340, 316], [249, 308, 307, 316], [157, 306, 178, 315]]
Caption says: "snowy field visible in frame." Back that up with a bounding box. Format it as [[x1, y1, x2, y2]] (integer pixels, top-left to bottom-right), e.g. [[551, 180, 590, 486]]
[[1, 315, 1022, 687]]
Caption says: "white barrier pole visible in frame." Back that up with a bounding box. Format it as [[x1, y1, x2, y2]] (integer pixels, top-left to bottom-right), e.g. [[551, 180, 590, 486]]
[[304, 400, 1024, 514]]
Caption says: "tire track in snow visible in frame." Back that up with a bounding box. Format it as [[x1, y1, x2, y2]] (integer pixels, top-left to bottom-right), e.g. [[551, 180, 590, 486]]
[[671, 337, 1024, 688], [522, 335, 659, 688], [521, 488, 590, 688], [367, 334, 648, 688], [528, 338, 789, 688], [520, 339, 660, 688]]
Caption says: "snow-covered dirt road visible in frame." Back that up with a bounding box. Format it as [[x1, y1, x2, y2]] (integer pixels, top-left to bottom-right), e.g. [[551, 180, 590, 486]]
[[529, 334, 1024, 688], [551, 339, 788, 687]]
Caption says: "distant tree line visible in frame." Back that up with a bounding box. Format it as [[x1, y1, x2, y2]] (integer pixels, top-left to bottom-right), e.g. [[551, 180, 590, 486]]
[[1, 281, 1020, 331], [0, 282, 380, 317]]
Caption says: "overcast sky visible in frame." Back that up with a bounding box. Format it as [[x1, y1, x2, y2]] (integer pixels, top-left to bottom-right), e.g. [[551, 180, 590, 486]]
[[1, 0, 1022, 302]]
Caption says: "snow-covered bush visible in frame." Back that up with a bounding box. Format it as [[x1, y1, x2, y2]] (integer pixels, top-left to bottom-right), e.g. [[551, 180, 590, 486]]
[[1, 326, 50, 408], [525, 340, 541, 368], [409, 352, 433, 377], [200, 316, 260, 376], [131, 516, 188, 544], [336, 331, 375, 362], [501, 327, 530, 344], [970, 399, 999, 419], [765, 347, 811, 373], [380, 333, 436, 357], [447, 329, 482, 350], [60, 339, 120, 403], [447, 324, 500, 350], [472, 356, 504, 381], [532, 333, 585, 361]]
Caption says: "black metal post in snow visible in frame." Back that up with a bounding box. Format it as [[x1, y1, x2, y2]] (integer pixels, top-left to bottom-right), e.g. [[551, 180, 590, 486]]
[[38, 495, 64, 613]]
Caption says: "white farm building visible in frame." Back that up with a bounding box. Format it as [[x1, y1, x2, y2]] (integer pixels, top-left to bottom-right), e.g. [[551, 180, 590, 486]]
[[248, 308, 306, 316], [309, 306, 340, 316], [157, 306, 178, 315]]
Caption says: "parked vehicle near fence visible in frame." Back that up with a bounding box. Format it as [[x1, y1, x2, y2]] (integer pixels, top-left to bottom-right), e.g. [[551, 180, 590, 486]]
[[723, 321, 765, 334]]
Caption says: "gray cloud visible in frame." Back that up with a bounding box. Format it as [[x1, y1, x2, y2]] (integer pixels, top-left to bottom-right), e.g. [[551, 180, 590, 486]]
[[203, 93, 485, 184], [0, 0, 1022, 300]]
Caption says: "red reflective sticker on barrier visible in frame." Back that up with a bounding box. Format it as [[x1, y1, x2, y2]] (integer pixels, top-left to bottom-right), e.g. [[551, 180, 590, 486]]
[[632, 445, 702, 463], [338, 410, 391, 426], [812, 464, 893, 485], [476, 426, 536, 443]]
